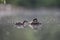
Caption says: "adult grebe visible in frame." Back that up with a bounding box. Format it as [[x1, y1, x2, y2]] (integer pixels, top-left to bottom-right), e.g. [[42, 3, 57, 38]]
[[29, 18, 42, 30], [31, 18, 41, 25]]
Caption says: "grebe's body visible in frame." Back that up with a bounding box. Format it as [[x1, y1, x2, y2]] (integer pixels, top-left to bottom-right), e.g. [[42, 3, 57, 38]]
[[31, 22, 41, 25], [15, 20, 28, 28]]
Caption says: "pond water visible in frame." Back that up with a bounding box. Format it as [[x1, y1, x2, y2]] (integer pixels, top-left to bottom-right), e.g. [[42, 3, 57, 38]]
[[0, 4, 60, 40]]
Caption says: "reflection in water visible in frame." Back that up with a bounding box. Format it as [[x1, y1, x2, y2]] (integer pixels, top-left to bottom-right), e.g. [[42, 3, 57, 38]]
[[14, 24, 24, 29]]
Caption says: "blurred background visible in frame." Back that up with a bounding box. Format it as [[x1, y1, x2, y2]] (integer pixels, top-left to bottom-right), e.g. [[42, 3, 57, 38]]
[[0, 0, 60, 40]]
